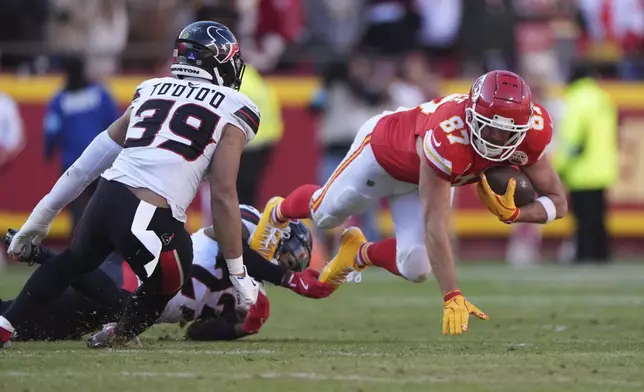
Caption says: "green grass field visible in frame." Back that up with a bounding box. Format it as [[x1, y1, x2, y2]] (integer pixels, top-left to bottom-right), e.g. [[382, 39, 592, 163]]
[[1, 263, 643, 392]]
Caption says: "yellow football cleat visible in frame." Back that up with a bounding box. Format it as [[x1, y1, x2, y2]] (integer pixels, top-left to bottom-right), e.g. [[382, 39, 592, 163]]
[[319, 227, 368, 288], [249, 197, 288, 260]]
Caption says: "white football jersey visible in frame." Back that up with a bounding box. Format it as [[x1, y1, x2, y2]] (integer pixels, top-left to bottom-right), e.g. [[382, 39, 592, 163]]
[[159, 205, 264, 323], [102, 77, 260, 222]]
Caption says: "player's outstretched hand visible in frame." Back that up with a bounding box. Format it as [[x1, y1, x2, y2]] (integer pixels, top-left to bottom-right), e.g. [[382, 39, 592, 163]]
[[3, 228, 41, 265], [229, 266, 259, 309], [285, 268, 334, 299], [7, 219, 51, 260], [476, 173, 519, 223], [442, 290, 488, 336]]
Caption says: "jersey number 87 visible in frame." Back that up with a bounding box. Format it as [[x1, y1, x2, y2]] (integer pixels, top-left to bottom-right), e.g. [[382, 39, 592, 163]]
[[420, 94, 470, 145]]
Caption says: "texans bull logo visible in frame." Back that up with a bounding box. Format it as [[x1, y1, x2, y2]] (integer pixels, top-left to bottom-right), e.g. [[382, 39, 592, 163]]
[[161, 232, 175, 246], [206, 26, 240, 64]]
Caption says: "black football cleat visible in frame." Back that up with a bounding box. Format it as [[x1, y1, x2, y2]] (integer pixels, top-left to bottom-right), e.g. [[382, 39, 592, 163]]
[[87, 323, 142, 349]]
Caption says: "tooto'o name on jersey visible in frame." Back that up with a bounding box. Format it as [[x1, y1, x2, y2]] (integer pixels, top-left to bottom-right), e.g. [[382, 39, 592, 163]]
[[149, 81, 225, 110]]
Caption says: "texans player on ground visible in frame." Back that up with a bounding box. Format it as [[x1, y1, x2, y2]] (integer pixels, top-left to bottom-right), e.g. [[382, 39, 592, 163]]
[[1, 21, 262, 348], [250, 70, 568, 336], [1, 205, 332, 343]]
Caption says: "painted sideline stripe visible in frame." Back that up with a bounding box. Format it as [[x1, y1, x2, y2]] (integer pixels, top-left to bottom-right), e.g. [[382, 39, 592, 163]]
[[2, 370, 641, 387]]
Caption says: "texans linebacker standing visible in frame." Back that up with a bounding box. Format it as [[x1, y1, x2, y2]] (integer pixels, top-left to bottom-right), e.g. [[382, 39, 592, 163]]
[[251, 71, 568, 335], [1, 21, 261, 347]]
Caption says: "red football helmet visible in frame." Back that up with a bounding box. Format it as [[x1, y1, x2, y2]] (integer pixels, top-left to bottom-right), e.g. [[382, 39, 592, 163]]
[[466, 70, 534, 162]]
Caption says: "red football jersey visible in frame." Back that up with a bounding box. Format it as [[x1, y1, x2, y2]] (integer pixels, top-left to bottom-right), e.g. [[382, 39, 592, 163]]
[[370, 94, 553, 185]]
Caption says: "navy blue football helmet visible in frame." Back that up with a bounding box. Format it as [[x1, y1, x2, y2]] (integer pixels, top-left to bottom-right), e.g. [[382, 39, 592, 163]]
[[171, 21, 245, 90]]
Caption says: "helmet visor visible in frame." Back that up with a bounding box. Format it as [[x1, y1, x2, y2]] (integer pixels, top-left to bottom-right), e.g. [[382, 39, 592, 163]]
[[275, 230, 311, 272]]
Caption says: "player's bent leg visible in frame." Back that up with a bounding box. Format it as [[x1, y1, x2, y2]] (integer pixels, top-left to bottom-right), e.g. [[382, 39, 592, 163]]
[[0, 188, 116, 342], [311, 185, 364, 230], [355, 237, 401, 277], [88, 186, 193, 347], [83, 180, 192, 347], [111, 255, 191, 345], [12, 289, 106, 341], [389, 191, 432, 283], [396, 245, 431, 283], [251, 184, 323, 260], [112, 241, 192, 344], [308, 130, 386, 230]]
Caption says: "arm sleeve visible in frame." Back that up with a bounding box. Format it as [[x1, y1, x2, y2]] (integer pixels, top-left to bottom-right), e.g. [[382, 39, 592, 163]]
[[31, 130, 123, 222], [240, 243, 289, 285]]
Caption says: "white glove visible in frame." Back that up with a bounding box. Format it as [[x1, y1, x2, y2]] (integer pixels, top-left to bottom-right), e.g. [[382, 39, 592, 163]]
[[8, 204, 58, 259], [229, 265, 259, 309]]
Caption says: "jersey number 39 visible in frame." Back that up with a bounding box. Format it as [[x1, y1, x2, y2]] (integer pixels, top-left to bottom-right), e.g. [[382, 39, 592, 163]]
[[125, 97, 224, 161]]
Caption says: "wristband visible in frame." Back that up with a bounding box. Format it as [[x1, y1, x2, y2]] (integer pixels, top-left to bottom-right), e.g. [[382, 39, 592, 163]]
[[443, 290, 462, 302], [504, 208, 520, 224], [535, 196, 556, 223], [280, 270, 294, 288], [225, 256, 244, 275]]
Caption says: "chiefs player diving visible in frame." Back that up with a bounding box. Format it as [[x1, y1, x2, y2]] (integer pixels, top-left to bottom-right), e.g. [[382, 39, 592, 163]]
[[249, 70, 567, 336]]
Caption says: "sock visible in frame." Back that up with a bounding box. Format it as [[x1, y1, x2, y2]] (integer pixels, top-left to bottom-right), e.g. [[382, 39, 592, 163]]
[[0, 316, 14, 341], [273, 184, 321, 223], [356, 238, 400, 276], [0, 316, 14, 332]]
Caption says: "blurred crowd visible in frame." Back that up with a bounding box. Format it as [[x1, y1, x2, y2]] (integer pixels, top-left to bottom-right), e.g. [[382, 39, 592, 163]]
[[0, 0, 642, 80]]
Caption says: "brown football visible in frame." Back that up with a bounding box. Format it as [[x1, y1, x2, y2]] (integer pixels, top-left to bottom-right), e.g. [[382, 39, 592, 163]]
[[483, 166, 535, 207]]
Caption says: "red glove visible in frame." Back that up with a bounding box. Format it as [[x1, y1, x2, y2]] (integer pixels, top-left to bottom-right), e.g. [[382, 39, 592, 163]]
[[283, 268, 334, 299]]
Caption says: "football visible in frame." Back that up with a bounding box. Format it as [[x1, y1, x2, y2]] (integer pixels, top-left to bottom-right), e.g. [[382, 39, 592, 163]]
[[484, 166, 535, 207]]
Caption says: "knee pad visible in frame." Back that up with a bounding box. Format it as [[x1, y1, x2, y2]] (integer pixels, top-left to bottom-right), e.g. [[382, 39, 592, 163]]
[[396, 246, 431, 283], [312, 187, 370, 230], [312, 212, 346, 230]]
